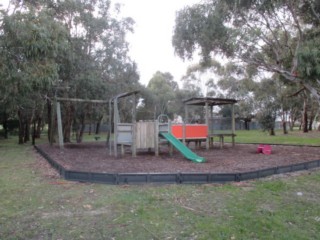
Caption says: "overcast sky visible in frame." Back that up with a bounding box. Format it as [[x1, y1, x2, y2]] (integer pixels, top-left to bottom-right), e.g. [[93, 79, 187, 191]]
[[1, 0, 200, 86], [116, 0, 200, 86]]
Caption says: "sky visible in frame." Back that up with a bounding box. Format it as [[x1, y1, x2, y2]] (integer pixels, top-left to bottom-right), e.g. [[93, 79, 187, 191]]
[[116, 0, 200, 86], [1, 0, 200, 86]]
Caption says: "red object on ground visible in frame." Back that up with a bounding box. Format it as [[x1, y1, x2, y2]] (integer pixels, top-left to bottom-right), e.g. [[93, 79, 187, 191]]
[[257, 144, 272, 154], [257, 144, 264, 153], [262, 145, 272, 155]]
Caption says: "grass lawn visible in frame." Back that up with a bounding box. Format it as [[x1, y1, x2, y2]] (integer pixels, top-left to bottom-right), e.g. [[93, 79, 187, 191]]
[[76, 129, 320, 146], [1, 133, 320, 239], [234, 129, 320, 146]]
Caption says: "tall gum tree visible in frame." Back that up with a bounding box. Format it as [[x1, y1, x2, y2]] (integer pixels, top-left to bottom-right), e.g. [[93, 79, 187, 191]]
[[0, 0, 140, 144], [172, 0, 320, 105], [0, 2, 69, 143], [146, 71, 177, 118], [48, 0, 139, 142]]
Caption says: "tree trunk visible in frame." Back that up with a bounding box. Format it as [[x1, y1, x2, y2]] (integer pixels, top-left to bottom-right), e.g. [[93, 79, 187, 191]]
[[88, 123, 92, 135], [281, 110, 288, 134], [282, 121, 288, 134], [289, 116, 296, 131], [76, 114, 86, 143], [3, 112, 8, 139], [18, 109, 25, 144], [95, 121, 100, 134], [24, 116, 30, 142], [302, 97, 308, 133], [63, 103, 74, 143], [32, 120, 36, 145], [244, 120, 250, 130], [308, 111, 315, 131], [47, 99, 54, 143], [95, 116, 103, 134], [35, 116, 42, 138], [269, 128, 275, 136], [78, 122, 86, 143]]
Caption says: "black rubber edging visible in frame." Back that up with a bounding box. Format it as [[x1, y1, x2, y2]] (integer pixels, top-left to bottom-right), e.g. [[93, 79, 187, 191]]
[[34, 145, 320, 185]]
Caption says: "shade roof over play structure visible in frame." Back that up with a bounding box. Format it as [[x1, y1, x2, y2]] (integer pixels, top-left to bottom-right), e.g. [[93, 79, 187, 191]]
[[182, 97, 238, 150], [183, 97, 237, 106]]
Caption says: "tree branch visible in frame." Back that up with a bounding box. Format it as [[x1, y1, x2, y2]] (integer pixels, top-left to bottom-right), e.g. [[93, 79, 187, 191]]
[[286, 2, 303, 74], [287, 87, 306, 97], [308, 0, 320, 23]]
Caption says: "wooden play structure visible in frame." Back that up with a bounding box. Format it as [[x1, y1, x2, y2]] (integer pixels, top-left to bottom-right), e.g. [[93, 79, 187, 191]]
[[53, 92, 236, 163], [171, 97, 238, 149], [108, 91, 169, 157], [108, 91, 205, 162]]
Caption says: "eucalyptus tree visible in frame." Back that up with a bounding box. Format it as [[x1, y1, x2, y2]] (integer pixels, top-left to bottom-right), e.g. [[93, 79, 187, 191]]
[[173, 0, 320, 105], [46, 0, 139, 142], [181, 71, 204, 97], [181, 62, 220, 97], [215, 61, 259, 129], [216, 61, 307, 133], [289, 88, 320, 132], [146, 71, 178, 119], [0, 2, 69, 143], [0, 0, 139, 143], [253, 78, 281, 135]]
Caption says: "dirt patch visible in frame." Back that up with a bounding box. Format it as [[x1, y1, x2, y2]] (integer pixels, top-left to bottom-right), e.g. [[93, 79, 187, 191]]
[[36, 142, 320, 174]]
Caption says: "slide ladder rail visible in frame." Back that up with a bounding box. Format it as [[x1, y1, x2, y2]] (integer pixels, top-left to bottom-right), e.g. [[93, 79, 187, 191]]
[[160, 132, 205, 163]]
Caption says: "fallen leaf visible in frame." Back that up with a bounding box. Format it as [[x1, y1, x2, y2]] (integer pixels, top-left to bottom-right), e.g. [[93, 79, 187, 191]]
[[83, 204, 92, 210]]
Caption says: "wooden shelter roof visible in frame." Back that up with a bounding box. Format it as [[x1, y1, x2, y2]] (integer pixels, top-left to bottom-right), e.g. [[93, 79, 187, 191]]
[[183, 97, 237, 106]]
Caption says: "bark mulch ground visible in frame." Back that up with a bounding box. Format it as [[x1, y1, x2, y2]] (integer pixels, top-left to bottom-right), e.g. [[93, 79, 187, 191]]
[[37, 142, 320, 174]]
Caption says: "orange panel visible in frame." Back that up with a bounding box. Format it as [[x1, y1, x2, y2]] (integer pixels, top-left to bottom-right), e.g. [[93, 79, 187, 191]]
[[171, 124, 208, 139], [171, 125, 183, 138], [186, 125, 207, 138]]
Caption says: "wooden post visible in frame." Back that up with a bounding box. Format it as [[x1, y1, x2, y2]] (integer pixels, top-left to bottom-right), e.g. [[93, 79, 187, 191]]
[[183, 105, 188, 145], [155, 120, 159, 156], [49, 99, 55, 146], [56, 102, 64, 149], [113, 99, 118, 157], [132, 93, 137, 157], [121, 144, 124, 155], [231, 103, 236, 147], [209, 105, 213, 148], [108, 100, 112, 156], [168, 121, 173, 156], [205, 101, 209, 150], [210, 106, 213, 134]]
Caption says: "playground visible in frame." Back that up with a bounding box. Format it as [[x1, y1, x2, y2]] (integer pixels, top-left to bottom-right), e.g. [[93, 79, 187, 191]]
[[37, 141, 320, 174], [36, 90, 320, 183]]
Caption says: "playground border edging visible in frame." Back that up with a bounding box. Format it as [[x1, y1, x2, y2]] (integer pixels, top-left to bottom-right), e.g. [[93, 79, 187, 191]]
[[34, 145, 320, 185]]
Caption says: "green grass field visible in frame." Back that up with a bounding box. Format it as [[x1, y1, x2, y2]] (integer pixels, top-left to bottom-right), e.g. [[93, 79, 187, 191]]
[[0, 130, 320, 239], [234, 129, 320, 146]]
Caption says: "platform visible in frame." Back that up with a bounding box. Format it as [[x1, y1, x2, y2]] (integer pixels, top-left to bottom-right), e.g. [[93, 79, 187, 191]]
[[209, 133, 236, 148]]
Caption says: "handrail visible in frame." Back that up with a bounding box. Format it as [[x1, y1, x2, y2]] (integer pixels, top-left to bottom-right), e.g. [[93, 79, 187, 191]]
[[157, 114, 169, 123]]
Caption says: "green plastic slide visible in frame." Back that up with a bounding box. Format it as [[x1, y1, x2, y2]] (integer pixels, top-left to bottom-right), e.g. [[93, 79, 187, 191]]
[[160, 132, 205, 163]]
